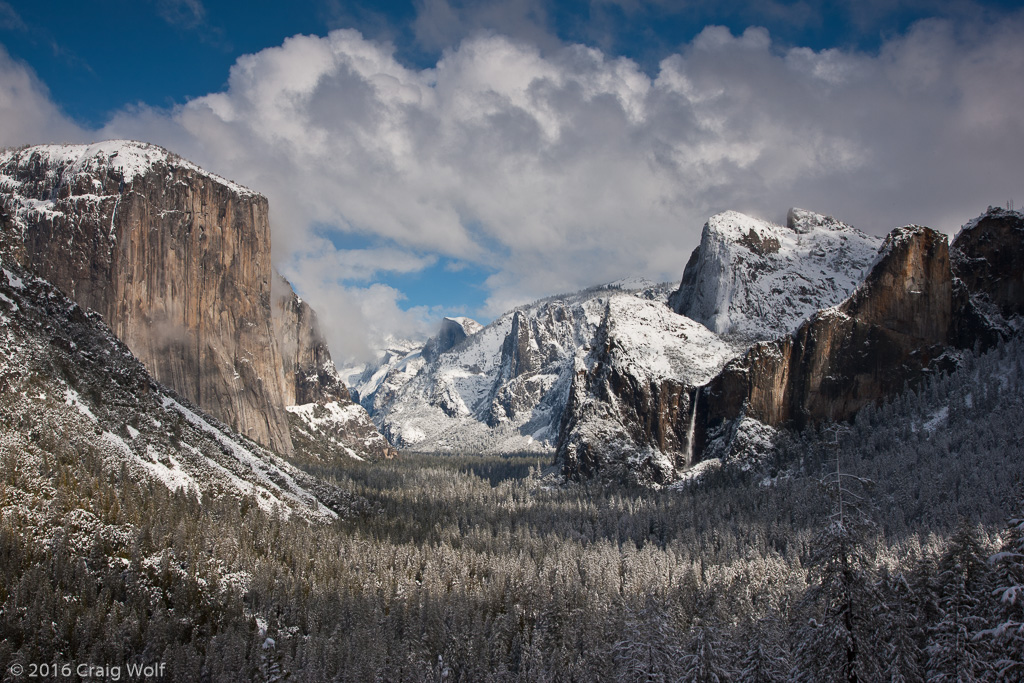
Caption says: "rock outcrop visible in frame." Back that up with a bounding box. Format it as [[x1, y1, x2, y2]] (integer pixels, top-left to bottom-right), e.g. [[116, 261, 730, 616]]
[[669, 209, 879, 341], [0, 141, 385, 461], [272, 272, 349, 406], [696, 216, 1019, 460], [273, 271, 394, 462], [0, 259, 344, 521], [422, 316, 482, 362], [556, 296, 741, 485], [555, 208, 1023, 483], [951, 207, 1024, 326]]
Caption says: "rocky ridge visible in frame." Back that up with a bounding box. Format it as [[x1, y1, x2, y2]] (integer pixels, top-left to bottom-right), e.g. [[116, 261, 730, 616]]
[[355, 210, 884, 476], [272, 272, 394, 463], [360, 282, 669, 453], [555, 207, 1023, 483], [689, 208, 1022, 468]]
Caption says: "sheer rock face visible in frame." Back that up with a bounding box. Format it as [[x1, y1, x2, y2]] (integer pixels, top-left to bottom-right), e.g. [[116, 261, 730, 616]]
[[272, 272, 394, 462], [422, 316, 482, 363], [697, 224, 1004, 457], [0, 260, 342, 522], [0, 141, 327, 457], [271, 272, 350, 406], [556, 296, 740, 485], [951, 207, 1024, 324]]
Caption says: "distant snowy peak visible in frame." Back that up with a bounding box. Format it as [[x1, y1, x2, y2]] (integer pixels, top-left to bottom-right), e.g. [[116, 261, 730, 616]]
[[423, 316, 483, 362], [345, 342, 426, 416], [0, 140, 257, 196], [670, 209, 881, 341]]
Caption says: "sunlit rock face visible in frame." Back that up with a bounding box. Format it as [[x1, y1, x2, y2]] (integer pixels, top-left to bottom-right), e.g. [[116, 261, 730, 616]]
[[0, 141, 386, 461]]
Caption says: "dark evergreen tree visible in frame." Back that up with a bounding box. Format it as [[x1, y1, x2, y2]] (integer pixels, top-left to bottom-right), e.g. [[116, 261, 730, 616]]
[[983, 510, 1024, 680], [794, 428, 884, 682], [925, 521, 996, 681]]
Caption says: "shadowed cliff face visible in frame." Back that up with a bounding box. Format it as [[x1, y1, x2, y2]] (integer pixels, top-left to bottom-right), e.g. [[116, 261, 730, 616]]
[[0, 143, 293, 456], [952, 207, 1024, 323], [272, 271, 394, 462], [555, 295, 741, 485]]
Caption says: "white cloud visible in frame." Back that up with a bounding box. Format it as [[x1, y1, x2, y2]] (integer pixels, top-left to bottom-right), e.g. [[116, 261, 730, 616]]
[[0, 46, 86, 147], [3, 14, 1024, 361]]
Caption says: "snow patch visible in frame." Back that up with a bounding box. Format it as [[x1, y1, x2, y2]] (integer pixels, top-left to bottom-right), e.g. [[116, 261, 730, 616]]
[[63, 388, 97, 423]]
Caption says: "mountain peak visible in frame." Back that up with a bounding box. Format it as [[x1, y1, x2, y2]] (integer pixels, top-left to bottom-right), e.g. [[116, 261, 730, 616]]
[[670, 209, 880, 340], [0, 140, 257, 197], [786, 207, 849, 234]]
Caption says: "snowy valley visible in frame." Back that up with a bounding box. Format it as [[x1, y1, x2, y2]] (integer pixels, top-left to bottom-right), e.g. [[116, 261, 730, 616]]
[[1, 141, 1022, 681]]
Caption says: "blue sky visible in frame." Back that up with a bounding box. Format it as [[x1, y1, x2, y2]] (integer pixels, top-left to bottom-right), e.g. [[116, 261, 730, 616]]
[[1, 1, 1023, 360]]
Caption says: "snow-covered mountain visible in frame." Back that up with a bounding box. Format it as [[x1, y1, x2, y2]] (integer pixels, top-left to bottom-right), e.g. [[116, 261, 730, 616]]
[[344, 338, 429, 417], [556, 294, 746, 484], [684, 208, 1024, 477], [0, 140, 387, 464], [358, 209, 881, 474], [351, 205, 1023, 485], [669, 208, 880, 340], [0, 260, 345, 521], [360, 282, 670, 453]]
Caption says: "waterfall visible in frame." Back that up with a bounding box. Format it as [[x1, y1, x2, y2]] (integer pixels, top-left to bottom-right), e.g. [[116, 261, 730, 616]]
[[685, 388, 699, 468]]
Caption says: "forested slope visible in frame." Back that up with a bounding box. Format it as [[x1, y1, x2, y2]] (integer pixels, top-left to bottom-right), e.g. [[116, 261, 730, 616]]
[[1, 325, 1021, 679]]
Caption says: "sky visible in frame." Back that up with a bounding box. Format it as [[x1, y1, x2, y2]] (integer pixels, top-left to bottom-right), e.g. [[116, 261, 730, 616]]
[[1, 0, 1022, 363]]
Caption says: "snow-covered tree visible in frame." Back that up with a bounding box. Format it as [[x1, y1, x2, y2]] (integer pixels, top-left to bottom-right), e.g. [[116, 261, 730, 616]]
[[925, 521, 995, 681], [983, 511, 1024, 680], [794, 427, 885, 682]]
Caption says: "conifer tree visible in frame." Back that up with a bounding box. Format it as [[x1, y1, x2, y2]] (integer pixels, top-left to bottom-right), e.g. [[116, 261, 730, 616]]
[[925, 521, 995, 681], [794, 426, 884, 682], [983, 510, 1024, 680]]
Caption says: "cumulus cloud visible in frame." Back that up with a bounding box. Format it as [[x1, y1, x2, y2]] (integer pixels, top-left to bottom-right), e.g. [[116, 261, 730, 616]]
[[0, 46, 86, 147], [3, 13, 1024, 361]]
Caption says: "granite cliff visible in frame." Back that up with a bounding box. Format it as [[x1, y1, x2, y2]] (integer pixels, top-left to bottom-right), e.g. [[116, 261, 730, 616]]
[[695, 209, 1022, 462], [669, 209, 879, 340], [0, 141, 383, 461], [0, 259, 344, 521], [555, 208, 1022, 483]]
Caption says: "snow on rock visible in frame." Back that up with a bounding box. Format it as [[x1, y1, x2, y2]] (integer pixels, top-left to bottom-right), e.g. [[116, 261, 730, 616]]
[[344, 339, 428, 416], [555, 294, 748, 485], [0, 141, 257, 198], [372, 284, 671, 453], [286, 399, 394, 462], [0, 258, 341, 522], [670, 209, 880, 341]]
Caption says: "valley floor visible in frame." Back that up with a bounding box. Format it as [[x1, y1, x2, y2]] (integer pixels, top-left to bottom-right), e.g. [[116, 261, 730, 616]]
[[2, 340, 1024, 681]]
